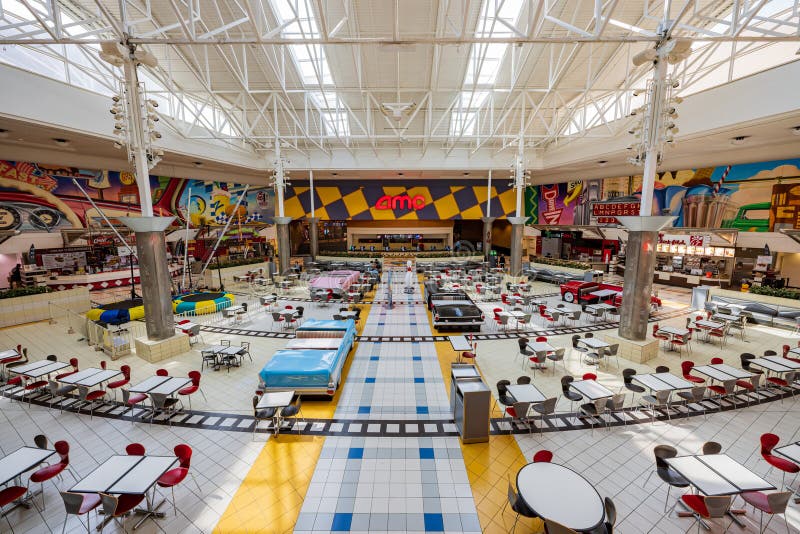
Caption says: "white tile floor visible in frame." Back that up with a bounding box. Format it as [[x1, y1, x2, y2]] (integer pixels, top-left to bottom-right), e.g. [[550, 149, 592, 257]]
[[1, 271, 799, 533]]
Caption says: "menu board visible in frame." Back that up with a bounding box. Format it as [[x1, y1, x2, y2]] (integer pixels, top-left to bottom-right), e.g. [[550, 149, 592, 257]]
[[704, 247, 714, 256], [724, 248, 735, 258], [677, 245, 687, 254], [713, 247, 726, 257], [41, 251, 87, 270]]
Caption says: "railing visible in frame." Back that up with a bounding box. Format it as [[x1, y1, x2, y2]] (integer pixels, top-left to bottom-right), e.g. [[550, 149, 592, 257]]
[[85, 319, 147, 359], [48, 302, 89, 339]]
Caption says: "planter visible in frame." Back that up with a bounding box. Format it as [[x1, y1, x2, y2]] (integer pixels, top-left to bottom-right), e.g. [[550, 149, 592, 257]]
[[527, 261, 588, 276], [0, 287, 91, 328]]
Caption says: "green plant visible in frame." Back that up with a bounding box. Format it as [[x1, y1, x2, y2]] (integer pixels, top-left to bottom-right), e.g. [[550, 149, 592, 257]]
[[0, 286, 52, 300], [750, 285, 800, 300], [529, 256, 591, 270], [211, 257, 269, 269]]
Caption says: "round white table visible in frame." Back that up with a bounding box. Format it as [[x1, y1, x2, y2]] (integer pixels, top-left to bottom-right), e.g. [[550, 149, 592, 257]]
[[516, 462, 604, 532]]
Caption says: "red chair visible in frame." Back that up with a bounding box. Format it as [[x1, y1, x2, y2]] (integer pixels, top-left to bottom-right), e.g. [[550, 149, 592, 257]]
[[740, 491, 792, 532], [157, 444, 202, 513], [760, 433, 800, 488], [532, 450, 553, 463], [107, 365, 131, 399], [55, 358, 79, 380], [121, 389, 148, 422], [708, 328, 726, 346], [672, 334, 690, 355], [99, 493, 146, 531], [680, 494, 732, 531], [125, 443, 145, 455], [29, 440, 73, 510], [156, 368, 169, 377], [710, 357, 723, 365], [501, 294, 510, 308], [681, 361, 705, 384], [652, 324, 669, 345], [1, 486, 30, 531], [59, 491, 101, 533], [783, 344, 800, 364], [22, 374, 50, 404], [100, 360, 107, 370], [535, 336, 547, 343], [78, 385, 107, 418], [582, 373, 597, 381], [178, 371, 206, 410]]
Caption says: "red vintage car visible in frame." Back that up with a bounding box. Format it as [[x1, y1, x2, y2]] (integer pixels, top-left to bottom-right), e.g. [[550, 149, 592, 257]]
[[559, 281, 662, 308]]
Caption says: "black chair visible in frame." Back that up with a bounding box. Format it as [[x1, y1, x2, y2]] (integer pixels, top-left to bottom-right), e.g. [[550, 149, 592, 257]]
[[200, 348, 218, 371], [240, 341, 252, 363], [295, 306, 305, 320], [655, 365, 670, 373], [516, 376, 531, 385], [603, 496, 616, 533], [280, 397, 303, 433], [46, 355, 57, 362], [645, 445, 690, 512], [702, 441, 722, 455], [496, 380, 514, 416], [517, 337, 534, 365], [506, 475, 539, 533], [740, 353, 763, 375], [572, 335, 588, 358], [620, 368, 646, 403], [252, 395, 276, 438], [764, 350, 777, 356], [560, 376, 583, 421]]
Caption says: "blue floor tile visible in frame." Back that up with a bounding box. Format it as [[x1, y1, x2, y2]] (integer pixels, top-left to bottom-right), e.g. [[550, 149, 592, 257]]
[[347, 447, 364, 459], [416, 406, 429, 415], [419, 447, 435, 459], [364, 377, 376, 383], [331, 512, 353, 531], [414, 377, 425, 383], [358, 406, 371, 414], [412, 356, 422, 361], [424, 513, 444, 532], [370, 356, 380, 361]]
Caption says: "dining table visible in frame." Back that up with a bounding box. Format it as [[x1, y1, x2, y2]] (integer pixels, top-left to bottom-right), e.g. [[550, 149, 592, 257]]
[[570, 379, 613, 400], [656, 326, 690, 351], [256, 390, 296, 434], [70, 454, 178, 530], [0, 446, 55, 511], [507, 384, 546, 404], [517, 462, 605, 532]]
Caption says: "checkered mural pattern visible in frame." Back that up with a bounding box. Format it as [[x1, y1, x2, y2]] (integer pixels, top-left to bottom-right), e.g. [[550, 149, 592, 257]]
[[283, 181, 517, 220]]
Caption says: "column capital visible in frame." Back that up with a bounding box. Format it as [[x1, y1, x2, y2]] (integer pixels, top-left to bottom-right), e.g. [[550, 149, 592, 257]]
[[274, 216, 293, 225], [117, 216, 175, 232], [507, 216, 529, 226]]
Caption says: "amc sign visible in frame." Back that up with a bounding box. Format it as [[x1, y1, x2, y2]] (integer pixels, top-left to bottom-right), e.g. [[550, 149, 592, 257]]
[[375, 194, 426, 211]]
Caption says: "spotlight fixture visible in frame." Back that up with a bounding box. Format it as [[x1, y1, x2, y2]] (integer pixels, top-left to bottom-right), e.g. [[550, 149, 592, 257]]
[[192, 161, 203, 167], [791, 126, 800, 136], [331, 172, 338, 176], [0, 129, 8, 138], [671, 80, 680, 89], [113, 141, 124, 149], [597, 160, 608, 166], [52, 138, 71, 147], [463, 172, 470, 176]]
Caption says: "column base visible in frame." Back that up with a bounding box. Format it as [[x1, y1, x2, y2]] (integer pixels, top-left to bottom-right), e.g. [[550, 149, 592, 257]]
[[135, 333, 191, 363], [598, 332, 658, 364]]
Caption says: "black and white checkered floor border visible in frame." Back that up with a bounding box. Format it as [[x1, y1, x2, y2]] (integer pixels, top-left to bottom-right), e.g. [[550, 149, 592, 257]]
[[2, 382, 795, 436]]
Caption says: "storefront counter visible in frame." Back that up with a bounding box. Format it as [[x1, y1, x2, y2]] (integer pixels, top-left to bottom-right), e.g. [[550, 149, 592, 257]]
[[617, 265, 731, 288], [44, 265, 183, 291]]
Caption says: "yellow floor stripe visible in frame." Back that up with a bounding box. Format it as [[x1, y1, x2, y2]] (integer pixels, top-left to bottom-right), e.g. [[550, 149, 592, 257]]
[[433, 340, 544, 534], [213, 434, 325, 534], [215, 291, 377, 532]]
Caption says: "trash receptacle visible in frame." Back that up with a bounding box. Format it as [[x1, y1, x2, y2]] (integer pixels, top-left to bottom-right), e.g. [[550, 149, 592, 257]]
[[451, 364, 490, 444]]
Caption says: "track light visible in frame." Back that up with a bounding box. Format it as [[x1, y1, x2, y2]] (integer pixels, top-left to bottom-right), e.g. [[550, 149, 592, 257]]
[[113, 141, 124, 149], [112, 95, 120, 103], [147, 99, 158, 108], [150, 131, 162, 140], [671, 80, 680, 88]]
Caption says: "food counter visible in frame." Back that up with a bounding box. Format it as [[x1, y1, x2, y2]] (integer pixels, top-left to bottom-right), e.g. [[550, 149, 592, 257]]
[[44, 264, 183, 291]]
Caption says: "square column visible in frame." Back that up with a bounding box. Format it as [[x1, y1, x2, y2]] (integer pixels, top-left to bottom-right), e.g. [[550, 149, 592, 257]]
[[481, 217, 495, 262], [616, 216, 675, 341], [507, 216, 529, 276], [118, 216, 175, 341], [274, 216, 292, 274]]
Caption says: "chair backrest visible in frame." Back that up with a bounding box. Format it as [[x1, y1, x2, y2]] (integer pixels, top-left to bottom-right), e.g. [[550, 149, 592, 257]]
[[496, 380, 510, 396], [544, 519, 580, 534], [582, 373, 596, 381], [506, 476, 519, 511], [553, 347, 565, 360], [710, 357, 723, 365], [703, 495, 732, 518], [517, 338, 529, 351], [252, 395, 260, 415], [607, 343, 619, 356], [126, 443, 145, 455], [721, 378, 737, 394], [560, 375, 574, 392], [221, 339, 231, 347], [571, 335, 580, 348], [156, 368, 169, 377], [655, 365, 670, 373], [46, 354, 57, 362], [272, 312, 283, 321], [654, 444, 677, 468], [761, 433, 780, 455], [533, 450, 553, 463], [69, 357, 78, 369], [585, 332, 593, 338], [34, 434, 48, 450], [99, 493, 121, 517], [510, 401, 530, 418], [690, 386, 706, 401], [150, 392, 171, 409], [188, 370, 201, 386], [175, 444, 192, 468], [539, 397, 558, 415], [535, 336, 547, 342], [592, 398, 607, 416], [702, 441, 722, 455], [766, 491, 793, 514], [681, 361, 695, 375], [604, 496, 616, 526], [740, 353, 756, 369], [60, 491, 87, 515], [608, 393, 625, 410], [54, 440, 69, 464], [516, 376, 531, 385], [764, 350, 777, 356], [121, 365, 131, 380], [622, 368, 636, 384]]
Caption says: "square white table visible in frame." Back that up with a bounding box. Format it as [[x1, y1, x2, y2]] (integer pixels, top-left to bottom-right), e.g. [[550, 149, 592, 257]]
[[61, 368, 122, 387], [749, 358, 797, 373], [578, 337, 610, 349], [666, 454, 774, 496], [449, 336, 473, 352], [590, 289, 619, 299], [570, 379, 613, 400], [765, 355, 800, 370], [256, 390, 295, 409], [0, 446, 55, 487], [507, 384, 546, 404], [633, 373, 694, 392], [129, 375, 171, 393]]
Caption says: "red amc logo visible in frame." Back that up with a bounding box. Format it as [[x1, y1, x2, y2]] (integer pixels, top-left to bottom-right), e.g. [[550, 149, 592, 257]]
[[375, 194, 426, 210]]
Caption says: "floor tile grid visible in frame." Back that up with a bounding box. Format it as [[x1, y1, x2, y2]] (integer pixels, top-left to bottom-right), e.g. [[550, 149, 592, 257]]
[[295, 271, 482, 533]]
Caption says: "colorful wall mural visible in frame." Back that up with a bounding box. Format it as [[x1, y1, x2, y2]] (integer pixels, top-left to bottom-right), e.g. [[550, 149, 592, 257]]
[[0, 160, 274, 233], [531, 158, 800, 231], [282, 180, 517, 221]]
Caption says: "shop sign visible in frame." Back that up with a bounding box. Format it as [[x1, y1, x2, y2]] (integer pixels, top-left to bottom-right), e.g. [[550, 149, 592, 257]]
[[658, 234, 709, 247], [540, 184, 563, 224], [591, 201, 640, 225], [375, 194, 426, 211]]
